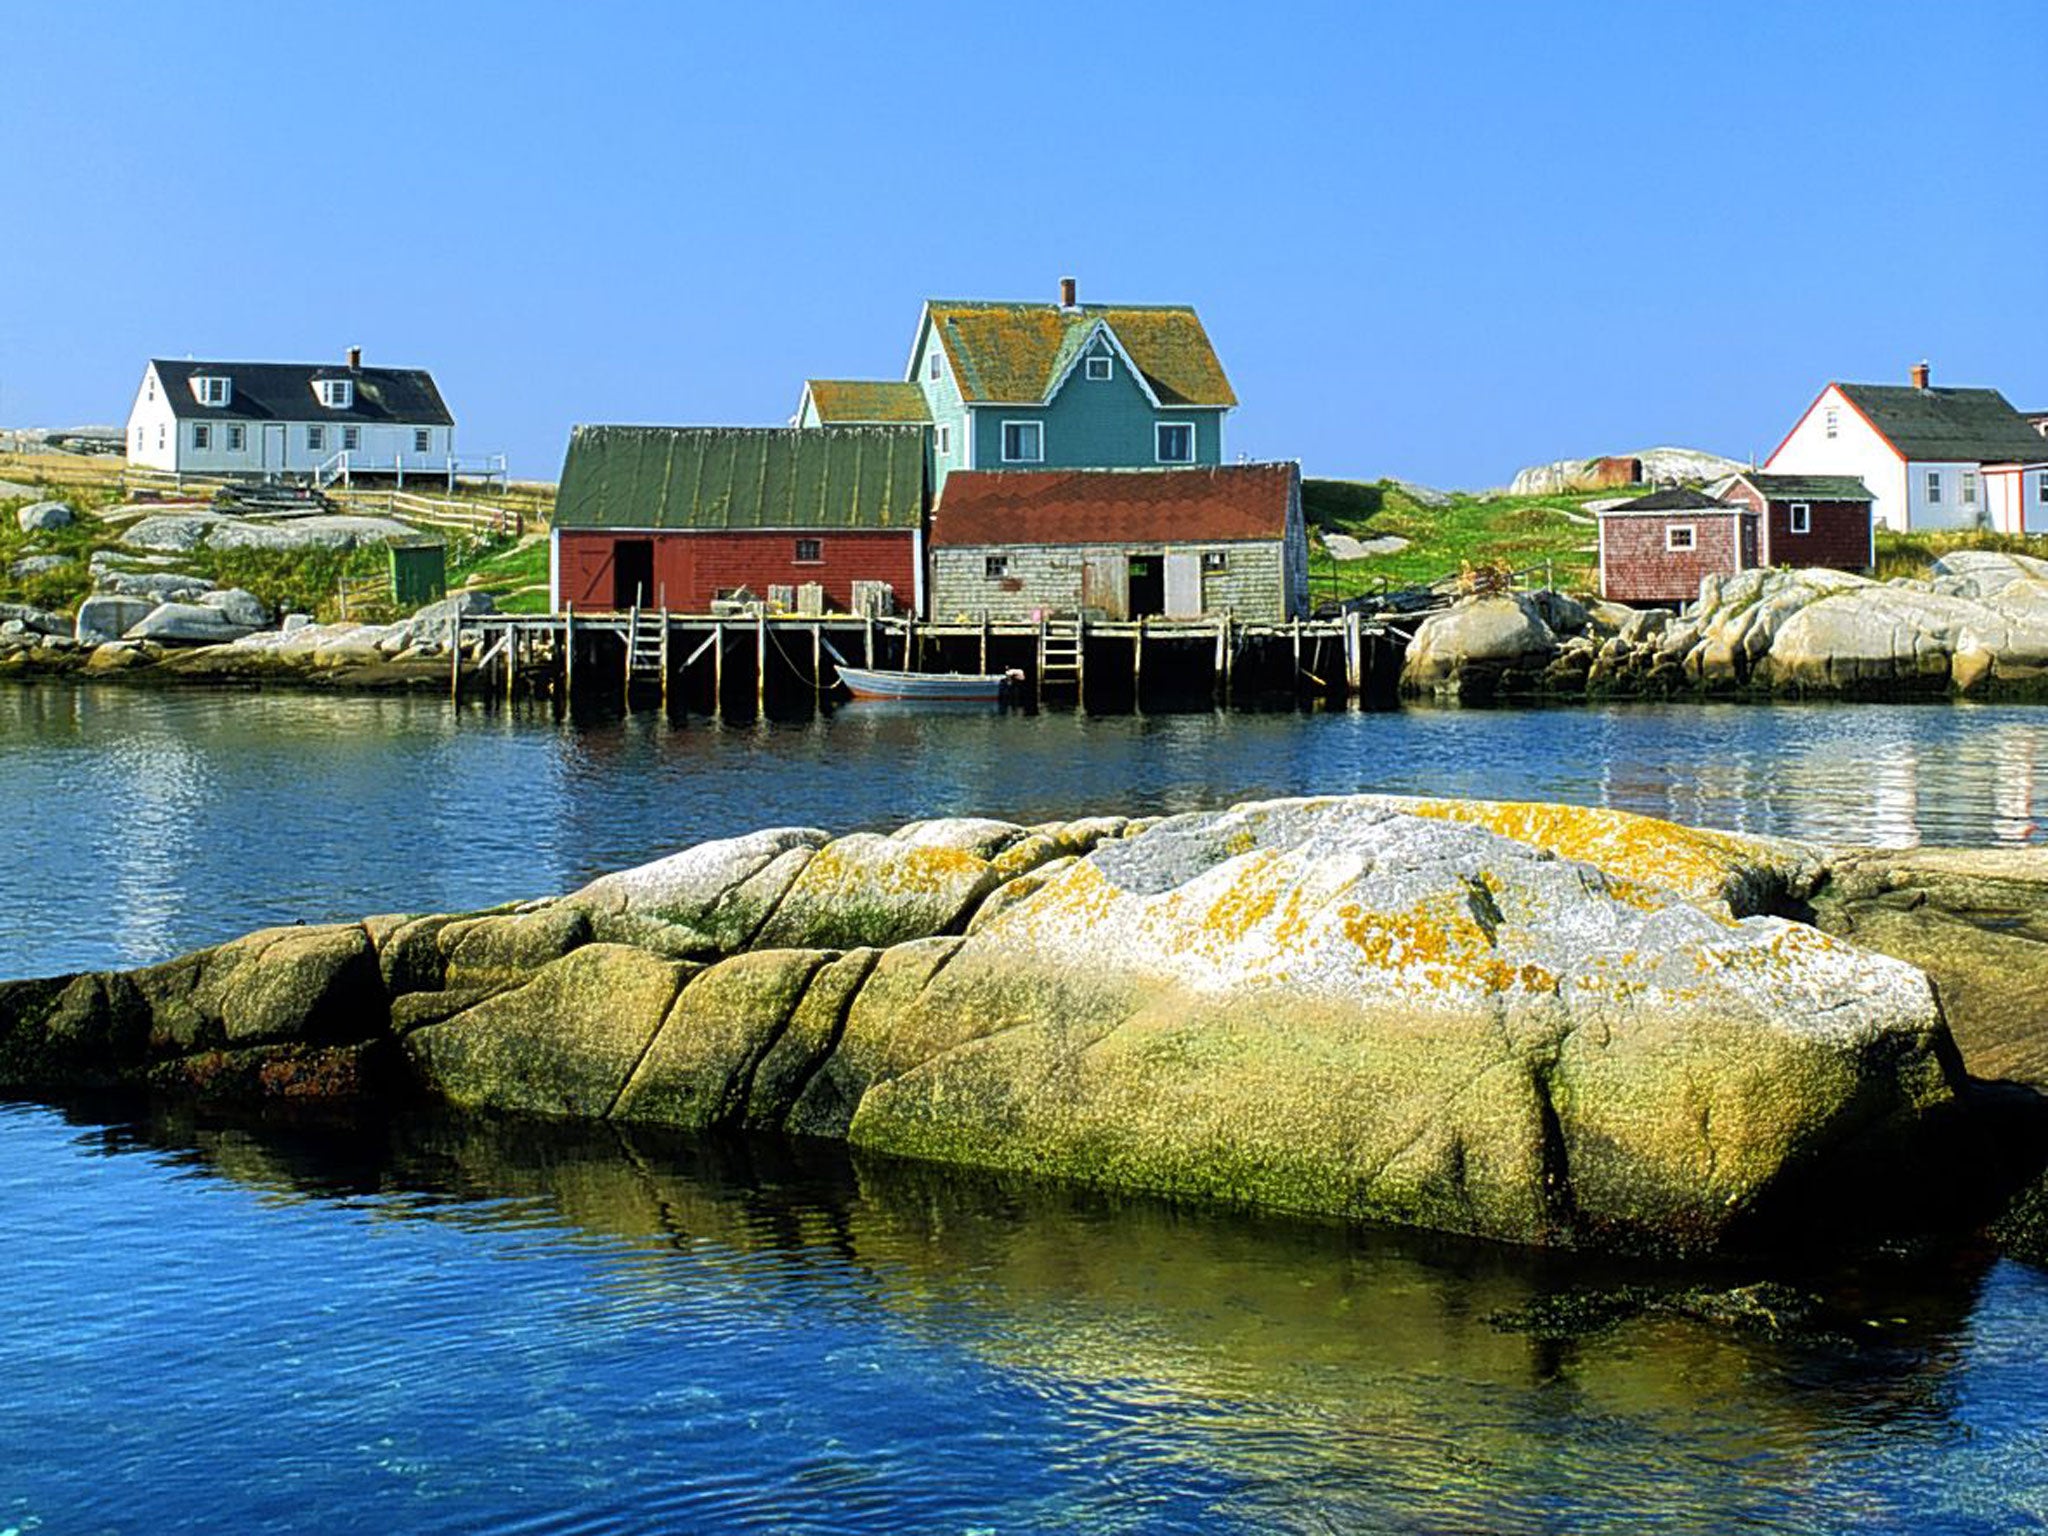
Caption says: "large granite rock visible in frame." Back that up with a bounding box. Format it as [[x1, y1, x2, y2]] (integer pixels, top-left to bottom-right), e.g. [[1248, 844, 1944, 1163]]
[[97, 570, 216, 602], [124, 602, 254, 644], [1402, 595, 1559, 698], [75, 593, 159, 645], [0, 602, 72, 638], [123, 512, 224, 551], [0, 798, 1996, 1255], [9, 554, 72, 579], [205, 514, 416, 551], [199, 587, 272, 629]]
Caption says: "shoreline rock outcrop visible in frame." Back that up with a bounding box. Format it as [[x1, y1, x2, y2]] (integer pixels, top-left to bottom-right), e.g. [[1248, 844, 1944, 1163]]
[[6, 795, 2034, 1256], [1402, 552, 2048, 702]]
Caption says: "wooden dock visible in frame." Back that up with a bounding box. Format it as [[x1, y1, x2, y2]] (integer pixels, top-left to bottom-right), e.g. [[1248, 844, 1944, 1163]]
[[454, 609, 1407, 716]]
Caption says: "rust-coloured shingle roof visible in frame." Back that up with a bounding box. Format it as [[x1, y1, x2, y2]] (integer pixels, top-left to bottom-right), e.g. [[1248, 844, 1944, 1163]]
[[803, 379, 931, 424], [931, 464, 1297, 548], [926, 302, 1236, 408]]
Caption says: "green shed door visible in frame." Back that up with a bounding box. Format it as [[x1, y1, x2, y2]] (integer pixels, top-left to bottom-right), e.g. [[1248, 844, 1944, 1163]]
[[389, 543, 447, 608]]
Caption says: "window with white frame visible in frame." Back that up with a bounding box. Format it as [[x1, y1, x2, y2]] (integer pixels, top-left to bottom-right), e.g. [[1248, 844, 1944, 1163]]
[[1201, 550, 1228, 573], [1001, 421, 1043, 463], [307, 425, 325, 452], [414, 429, 431, 453], [1666, 524, 1696, 552], [1963, 471, 1979, 505], [1085, 355, 1112, 381], [194, 375, 230, 406], [1788, 501, 1810, 534], [794, 538, 823, 564], [1926, 470, 1942, 504], [316, 378, 353, 409], [192, 423, 210, 450], [1156, 422, 1194, 464], [928, 349, 942, 382], [156, 425, 165, 449], [984, 554, 1008, 579], [226, 424, 245, 452], [2038, 473, 2048, 506], [134, 426, 143, 450], [343, 426, 360, 451], [1824, 407, 1838, 439], [935, 423, 951, 455]]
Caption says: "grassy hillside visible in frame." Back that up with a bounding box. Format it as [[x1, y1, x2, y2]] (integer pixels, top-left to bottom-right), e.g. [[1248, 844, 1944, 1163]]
[[1302, 479, 1606, 602]]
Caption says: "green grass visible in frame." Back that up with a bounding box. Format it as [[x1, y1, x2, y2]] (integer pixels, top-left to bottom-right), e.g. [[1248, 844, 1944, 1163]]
[[448, 534, 549, 612], [1302, 479, 1607, 602], [1873, 528, 2048, 583]]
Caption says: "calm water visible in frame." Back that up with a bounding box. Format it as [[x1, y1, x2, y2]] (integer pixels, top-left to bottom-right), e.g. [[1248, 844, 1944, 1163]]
[[5, 684, 2048, 1532]]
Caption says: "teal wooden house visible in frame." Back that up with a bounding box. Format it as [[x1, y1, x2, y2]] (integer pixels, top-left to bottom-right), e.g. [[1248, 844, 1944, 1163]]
[[796, 277, 1237, 490]]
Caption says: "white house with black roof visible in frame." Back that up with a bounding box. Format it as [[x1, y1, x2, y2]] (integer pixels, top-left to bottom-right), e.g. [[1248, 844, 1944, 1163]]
[[1765, 362, 2048, 534], [125, 349, 455, 480]]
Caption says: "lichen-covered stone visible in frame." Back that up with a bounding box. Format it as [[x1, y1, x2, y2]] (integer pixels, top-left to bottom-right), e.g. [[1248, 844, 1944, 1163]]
[[406, 944, 688, 1117], [442, 905, 593, 991], [753, 834, 1003, 951], [785, 937, 965, 1139], [566, 828, 825, 955]]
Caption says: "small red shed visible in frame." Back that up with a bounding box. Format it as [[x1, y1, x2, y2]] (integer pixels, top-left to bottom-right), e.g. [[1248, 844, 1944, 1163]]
[[1596, 486, 1757, 606], [548, 425, 927, 614]]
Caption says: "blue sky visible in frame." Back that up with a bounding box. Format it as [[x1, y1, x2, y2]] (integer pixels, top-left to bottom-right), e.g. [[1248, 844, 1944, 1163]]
[[5, 0, 2042, 487]]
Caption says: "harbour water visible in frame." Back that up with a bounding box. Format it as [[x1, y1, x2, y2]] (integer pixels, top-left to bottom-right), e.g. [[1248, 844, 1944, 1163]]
[[4, 684, 2048, 1531]]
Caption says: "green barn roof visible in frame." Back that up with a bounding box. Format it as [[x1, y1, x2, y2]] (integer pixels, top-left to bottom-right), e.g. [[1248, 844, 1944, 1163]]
[[554, 425, 927, 532]]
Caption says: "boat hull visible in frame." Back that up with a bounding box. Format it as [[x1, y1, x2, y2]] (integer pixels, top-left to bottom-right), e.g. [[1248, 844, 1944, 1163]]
[[836, 665, 1008, 703]]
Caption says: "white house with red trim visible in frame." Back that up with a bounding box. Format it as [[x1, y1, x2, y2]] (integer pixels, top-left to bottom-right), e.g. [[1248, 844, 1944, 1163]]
[[1764, 363, 2048, 534]]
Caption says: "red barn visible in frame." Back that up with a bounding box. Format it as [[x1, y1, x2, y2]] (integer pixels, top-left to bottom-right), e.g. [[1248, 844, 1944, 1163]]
[[548, 425, 926, 614]]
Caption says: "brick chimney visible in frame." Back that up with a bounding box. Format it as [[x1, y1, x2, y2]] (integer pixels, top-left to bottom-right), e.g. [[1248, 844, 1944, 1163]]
[[347, 345, 362, 371], [1059, 276, 1077, 310], [1911, 359, 1930, 390]]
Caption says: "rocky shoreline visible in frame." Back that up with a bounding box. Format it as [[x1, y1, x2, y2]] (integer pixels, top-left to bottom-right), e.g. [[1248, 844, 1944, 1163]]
[[5, 794, 2044, 1257], [1402, 551, 2048, 702]]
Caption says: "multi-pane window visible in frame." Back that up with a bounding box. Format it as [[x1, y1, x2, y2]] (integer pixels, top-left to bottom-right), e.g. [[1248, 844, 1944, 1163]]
[[1156, 423, 1194, 463], [928, 350, 942, 381], [316, 379, 353, 408], [1001, 421, 1043, 463], [1962, 472, 1979, 505], [794, 538, 823, 563], [414, 429, 431, 454], [1202, 550, 1229, 572], [1926, 471, 1942, 504], [935, 423, 951, 455], [307, 425, 325, 452], [226, 425, 245, 452], [984, 554, 1009, 579], [1788, 502, 1811, 534], [2038, 473, 2048, 506], [1666, 525, 1696, 552], [196, 376, 229, 405], [192, 423, 210, 449], [1824, 407, 1838, 439], [342, 426, 360, 451]]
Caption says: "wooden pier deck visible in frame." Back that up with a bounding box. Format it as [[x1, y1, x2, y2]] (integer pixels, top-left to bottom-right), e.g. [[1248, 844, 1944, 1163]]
[[455, 609, 1407, 716]]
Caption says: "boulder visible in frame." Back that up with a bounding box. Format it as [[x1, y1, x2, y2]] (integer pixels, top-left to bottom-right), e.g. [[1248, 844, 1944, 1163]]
[[198, 587, 271, 629], [123, 513, 224, 552], [0, 602, 72, 638], [565, 828, 828, 956], [408, 590, 495, 646], [123, 602, 253, 645], [843, 797, 1956, 1251], [1402, 594, 1558, 697], [206, 514, 416, 551], [83, 642, 151, 672], [9, 554, 72, 578], [15, 500, 74, 532], [207, 924, 384, 1046], [75, 594, 159, 645], [752, 832, 1006, 950]]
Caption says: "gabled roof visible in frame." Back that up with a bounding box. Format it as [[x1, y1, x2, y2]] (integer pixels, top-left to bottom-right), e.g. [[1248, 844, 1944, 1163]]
[[922, 301, 1236, 408], [931, 464, 1296, 548], [1598, 486, 1741, 516], [149, 358, 452, 425], [1834, 383, 2046, 464], [1724, 471, 1874, 502], [801, 380, 931, 425], [554, 425, 926, 532]]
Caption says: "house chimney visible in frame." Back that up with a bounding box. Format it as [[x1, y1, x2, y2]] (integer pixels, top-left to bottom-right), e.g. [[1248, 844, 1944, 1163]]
[[347, 345, 362, 371], [1911, 359, 1930, 390], [1059, 276, 1077, 310]]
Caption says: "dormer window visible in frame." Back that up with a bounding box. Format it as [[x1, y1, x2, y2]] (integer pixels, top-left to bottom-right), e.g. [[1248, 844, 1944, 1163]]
[[191, 375, 231, 407], [315, 378, 354, 409]]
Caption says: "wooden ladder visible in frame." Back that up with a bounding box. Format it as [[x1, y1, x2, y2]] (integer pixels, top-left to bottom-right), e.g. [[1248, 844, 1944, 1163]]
[[1037, 619, 1082, 705], [622, 607, 667, 691]]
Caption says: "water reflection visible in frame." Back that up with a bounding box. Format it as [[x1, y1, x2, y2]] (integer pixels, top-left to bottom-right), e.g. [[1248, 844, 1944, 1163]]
[[12, 1100, 2046, 1534], [6, 685, 2048, 976]]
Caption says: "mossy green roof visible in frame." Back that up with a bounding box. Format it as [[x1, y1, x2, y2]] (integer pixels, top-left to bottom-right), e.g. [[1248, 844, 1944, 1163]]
[[803, 380, 932, 425], [554, 426, 927, 531], [926, 301, 1236, 408]]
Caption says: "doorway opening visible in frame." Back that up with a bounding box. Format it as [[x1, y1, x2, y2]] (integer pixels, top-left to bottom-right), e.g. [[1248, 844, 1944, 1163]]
[[613, 540, 654, 609], [1127, 555, 1164, 618]]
